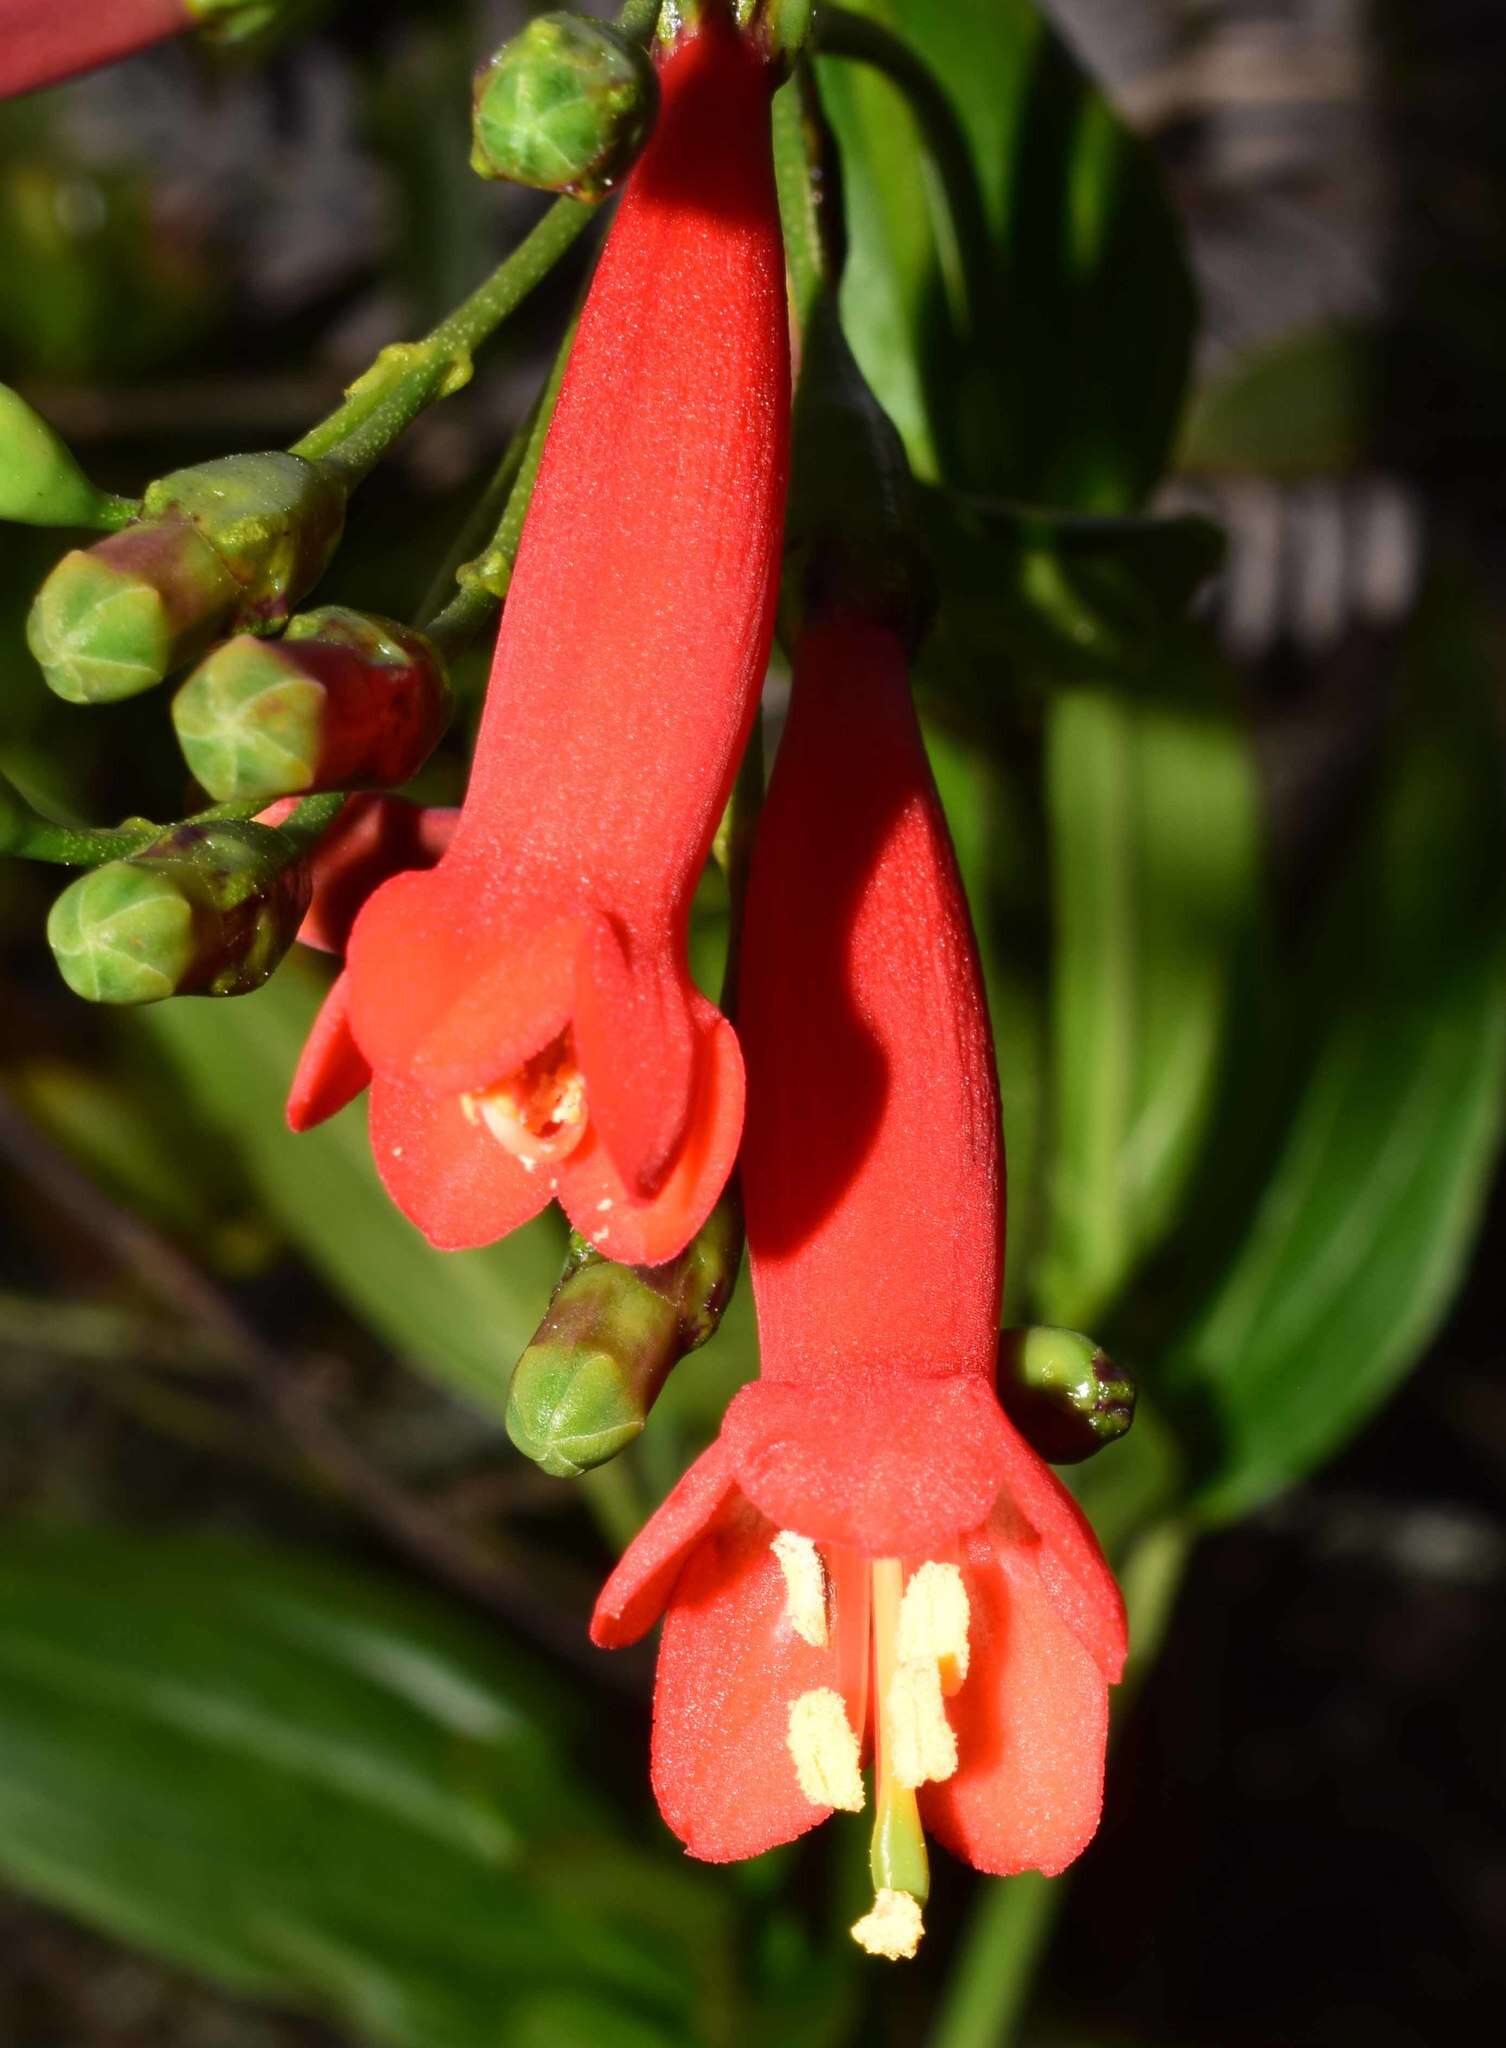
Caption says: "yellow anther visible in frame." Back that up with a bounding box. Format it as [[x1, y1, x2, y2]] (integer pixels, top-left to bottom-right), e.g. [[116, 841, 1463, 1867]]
[[886, 1657, 959, 1789], [897, 1560, 970, 1694], [851, 1888, 925, 1961], [771, 1530, 829, 1648], [787, 1689, 865, 1813]]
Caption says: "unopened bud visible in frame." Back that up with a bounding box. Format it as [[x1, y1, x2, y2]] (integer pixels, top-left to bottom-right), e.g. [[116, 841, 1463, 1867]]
[[471, 12, 658, 201], [173, 606, 450, 802], [143, 451, 345, 629], [507, 1193, 742, 1477], [28, 519, 240, 704], [47, 818, 311, 1005], [996, 1326, 1136, 1465], [0, 383, 134, 529]]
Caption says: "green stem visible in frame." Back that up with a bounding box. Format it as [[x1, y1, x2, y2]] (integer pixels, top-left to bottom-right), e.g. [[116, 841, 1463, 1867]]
[[274, 790, 348, 857], [927, 1518, 1195, 2048], [815, 5, 994, 338], [711, 711, 764, 1016], [288, 0, 662, 488], [413, 428, 531, 630], [424, 311, 580, 659], [771, 70, 830, 332], [3, 791, 337, 869], [290, 199, 595, 486], [95, 493, 142, 532]]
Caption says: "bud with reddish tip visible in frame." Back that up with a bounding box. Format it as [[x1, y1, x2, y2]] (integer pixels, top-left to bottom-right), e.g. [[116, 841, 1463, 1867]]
[[997, 1326, 1136, 1465], [506, 1194, 743, 1477], [174, 607, 451, 803], [46, 818, 312, 1004], [142, 452, 345, 630], [27, 452, 345, 705], [28, 519, 240, 705]]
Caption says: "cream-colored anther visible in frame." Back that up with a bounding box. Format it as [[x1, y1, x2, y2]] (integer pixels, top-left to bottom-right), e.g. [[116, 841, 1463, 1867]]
[[787, 1689, 865, 1813], [464, 1034, 588, 1168], [850, 1888, 925, 1961], [897, 1560, 971, 1694], [886, 1657, 958, 1789], [771, 1530, 828, 1647]]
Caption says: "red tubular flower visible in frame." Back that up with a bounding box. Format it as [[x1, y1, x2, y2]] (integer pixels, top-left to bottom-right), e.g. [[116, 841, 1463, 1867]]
[[593, 615, 1126, 1959], [0, 0, 190, 98], [287, 7, 787, 1267]]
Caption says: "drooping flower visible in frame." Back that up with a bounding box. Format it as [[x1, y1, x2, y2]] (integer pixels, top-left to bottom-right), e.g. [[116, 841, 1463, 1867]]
[[289, 7, 789, 1266], [592, 613, 1126, 1959], [0, 0, 190, 98]]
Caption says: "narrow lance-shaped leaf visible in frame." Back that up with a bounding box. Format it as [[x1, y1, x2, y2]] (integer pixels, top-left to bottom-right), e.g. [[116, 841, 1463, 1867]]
[[1158, 577, 1506, 1521], [1036, 634, 1263, 1332], [0, 1527, 723, 2048]]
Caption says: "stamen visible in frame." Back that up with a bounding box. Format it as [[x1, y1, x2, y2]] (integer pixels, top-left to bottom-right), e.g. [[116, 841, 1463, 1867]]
[[851, 1888, 925, 1962], [897, 1560, 971, 1694], [463, 1030, 588, 1166], [787, 1689, 864, 1812], [887, 1657, 958, 1790], [771, 1530, 829, 1647]]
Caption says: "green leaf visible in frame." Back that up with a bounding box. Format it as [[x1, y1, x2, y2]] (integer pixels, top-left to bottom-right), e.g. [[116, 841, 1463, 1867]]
[[1035, 636, 1263, 1331], [0, 1526, 716, 2048], [1157, 581, 1506, 1520], [917, 490, 1225, 728], [132, 953, 562, 1419], [818, 0, 1193, 507], [928, 721, 1049, 1318], [1178, 321, 1380, 478]]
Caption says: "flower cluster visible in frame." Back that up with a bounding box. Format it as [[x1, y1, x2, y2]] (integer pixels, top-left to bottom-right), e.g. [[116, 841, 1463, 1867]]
[[16, 0, 1127, 1961]]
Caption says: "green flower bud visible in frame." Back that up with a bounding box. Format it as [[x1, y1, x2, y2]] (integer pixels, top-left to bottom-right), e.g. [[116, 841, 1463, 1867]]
[[47, 819, 311, 1005], [28, 519, 241, 705], [472, 12, 658, 201], [507, 1194, 742, 1477], [997, 1326, 1136, 1465], [173, 606, 451, 803], [0, 383, 134, 530], [143, 452, 345, 630]]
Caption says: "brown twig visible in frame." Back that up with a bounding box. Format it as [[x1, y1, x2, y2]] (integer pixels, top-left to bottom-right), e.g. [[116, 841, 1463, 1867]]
[[0, 1090, 649, 1694]]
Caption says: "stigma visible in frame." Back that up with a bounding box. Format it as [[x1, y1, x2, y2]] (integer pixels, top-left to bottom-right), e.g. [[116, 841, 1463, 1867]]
[[462, 1029, 588, 1170]]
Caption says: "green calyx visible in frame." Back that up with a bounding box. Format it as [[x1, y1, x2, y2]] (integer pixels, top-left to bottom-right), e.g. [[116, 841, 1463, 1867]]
[[46, 819, 311, 1005], [27, 521, 240, 705], [507, 1195, 743, 1477], [737, 0, 816, 63], [472, 13, 659, 201], [785, 295, 934, 647], [173, 605, 449, 803], [997, 1326, 1136, 1465], [28, 452, 346, 707], [0, 384, 136, 531], [143, 452, 346, 629]]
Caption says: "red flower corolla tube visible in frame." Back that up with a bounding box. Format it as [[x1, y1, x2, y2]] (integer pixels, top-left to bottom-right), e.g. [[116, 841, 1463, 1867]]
[[593, 614, 1126, 1960], [288, 7, 788, 1267], [0, 0, 191, 98]]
